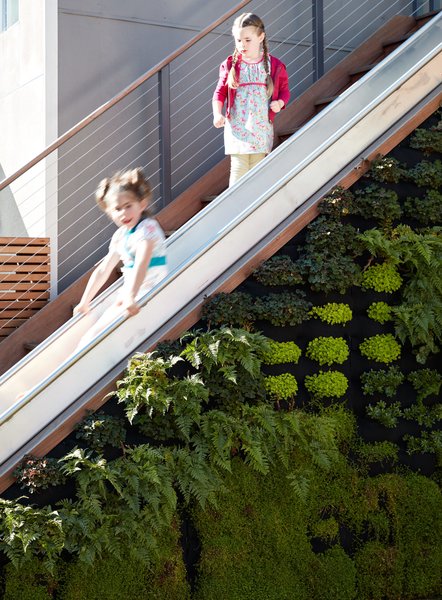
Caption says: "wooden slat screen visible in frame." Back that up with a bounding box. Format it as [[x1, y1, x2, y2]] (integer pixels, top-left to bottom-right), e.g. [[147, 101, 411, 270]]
[[0, 238, 50, 339]]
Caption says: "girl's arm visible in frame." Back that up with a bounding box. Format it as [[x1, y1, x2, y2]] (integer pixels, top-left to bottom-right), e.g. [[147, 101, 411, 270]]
[[117, 238, 154, 316], [212, 100, 225, 128], [74, 249, 121, 315]]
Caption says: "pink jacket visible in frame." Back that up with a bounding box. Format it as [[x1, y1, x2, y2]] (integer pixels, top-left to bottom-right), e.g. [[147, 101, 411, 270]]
[[213, 54, 290, 123]]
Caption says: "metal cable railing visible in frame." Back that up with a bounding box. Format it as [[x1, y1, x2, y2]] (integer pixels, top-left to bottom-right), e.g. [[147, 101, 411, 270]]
[[0, 0, 432, 335]]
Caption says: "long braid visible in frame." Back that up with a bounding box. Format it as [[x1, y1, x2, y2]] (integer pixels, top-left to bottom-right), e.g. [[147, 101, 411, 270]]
[[227, 48, 239, 89], [262, 36, 274, 98]]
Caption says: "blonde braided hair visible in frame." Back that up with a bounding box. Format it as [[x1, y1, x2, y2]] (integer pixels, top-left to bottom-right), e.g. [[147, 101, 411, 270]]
[[227, 13, 273, 98]]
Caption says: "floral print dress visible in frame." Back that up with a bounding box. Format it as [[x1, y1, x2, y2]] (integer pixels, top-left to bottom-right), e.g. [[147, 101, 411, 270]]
[[224, 57, 273, 155]]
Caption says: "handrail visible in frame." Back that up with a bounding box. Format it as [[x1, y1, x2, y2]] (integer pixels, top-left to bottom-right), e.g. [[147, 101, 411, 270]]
[[0, 0, 252, 192]]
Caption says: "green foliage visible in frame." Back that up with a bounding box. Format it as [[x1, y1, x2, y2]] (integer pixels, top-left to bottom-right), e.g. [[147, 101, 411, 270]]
[[366, 400, 402, 428], [304, 370, 348, 399], [367, 156, 406, 183], [408, 158, 442, 189], [309, 547, 357, 600], [2, 558, 58, 599], [404, 189, 442, 225], [403, 403, 442, 428], [310, 302, 353, 325], [407, 368, 442, 401], [75, 411, 126, 452], [260, 339, 302, 365], [296, 215, 362, 294], [306, 336, 349, 366], [310, 517, 339, 542], [404, 430, 442, 458], [356, 441, 399, 467], [353, 184, 402, 231], [254, 291, 312, 326], [360, 262, 402, 293], [318, 186, 354, 218], [359, 334, 401, 364], [13, 455, 66, 495], [409, 125, 442, 154], [201, 291, 256, 330], [264, 373, 298, 404], [253, 255, 303, 286], [360, 366, 404, 398], [367, 301, 392, 324]]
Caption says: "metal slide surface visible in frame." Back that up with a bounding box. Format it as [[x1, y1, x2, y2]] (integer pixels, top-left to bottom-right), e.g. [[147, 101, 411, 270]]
[[0, 14, 441, 473]]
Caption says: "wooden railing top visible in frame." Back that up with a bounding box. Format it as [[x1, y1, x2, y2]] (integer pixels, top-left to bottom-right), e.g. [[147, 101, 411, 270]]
[[0, 0, 251, 193]]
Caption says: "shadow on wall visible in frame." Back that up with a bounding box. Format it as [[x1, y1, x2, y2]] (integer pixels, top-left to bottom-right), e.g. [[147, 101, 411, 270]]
[[0, 164, 27, 237]]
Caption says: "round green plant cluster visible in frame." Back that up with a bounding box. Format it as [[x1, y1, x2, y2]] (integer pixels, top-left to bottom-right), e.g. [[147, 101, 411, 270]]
[[367, 157, 406, 184], [310, 303, 353, 325], [404, 190, 442, 225], [253, 255, 303, 286], [367, 301, 392, 324], [366, 400, 403, 428], [306, 336, 349, 366], [361, 262, 402, 293], [264, 373, 298, 401], [261, 340, 302, 365], [359, 334, 401, 364], [304, 371, 348, 399], [360, 366, 404, 397]]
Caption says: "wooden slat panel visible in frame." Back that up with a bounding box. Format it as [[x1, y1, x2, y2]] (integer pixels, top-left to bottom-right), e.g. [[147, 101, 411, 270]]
[[0, 282, 49, 291], [0, 318, 27, 328], [0, 300, 47, 309], [0, 245, 49, 255], [0, 292, 50, 301], [0, 255, 49, 265], [0, 237, 49, 245], [0, 308, 42, 319], [0, 264, 49, 273], [0, 273, 50, 283]]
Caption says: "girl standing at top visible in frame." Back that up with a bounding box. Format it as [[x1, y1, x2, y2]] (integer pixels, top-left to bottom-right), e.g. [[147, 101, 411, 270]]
[[73, 168, 167, 346], [212, 12, 290, 187]]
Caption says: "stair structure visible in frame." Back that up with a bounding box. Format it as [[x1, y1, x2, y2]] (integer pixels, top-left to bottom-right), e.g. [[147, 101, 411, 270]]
[[0, 12, 436, 376], [0, 12, 440, 493]]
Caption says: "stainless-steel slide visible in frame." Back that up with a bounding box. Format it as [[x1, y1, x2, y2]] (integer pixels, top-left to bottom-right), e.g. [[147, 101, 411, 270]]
[[0, 14, 441, 476]]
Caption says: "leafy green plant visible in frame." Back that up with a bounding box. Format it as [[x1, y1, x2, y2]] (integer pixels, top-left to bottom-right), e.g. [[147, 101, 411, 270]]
[[367, 156, 406, 184], [261, 339, 302, 365], [75, 411, 126, 452], [360, 366, 404, 397], [361, 262, 402, 293], [403, 403, 442, 428], [404, 431, 442, 458], [359, 334, 401, 364], [306, 336, 349, 366], [304, 371, 348, 399], [359, 226, 442, 362], [356, 441, 399, 466], [366, 400, 402, 428], [13, 455, 66, 495], [253, 255, 303, 286], [311, 516, 339, 542], [408, 159, 442, 189], [407, 368, 442, 401], [254, 291, 312, 326], [367, 301, 393, 324], [353, 184, 402, 231], [201, 291, 256, 330], [295, 216, 362, 294], [318, 186, 354, 218], [310, 303, 353, 325], [264, 373, 298, 406], [409, 126, 442, 155], [404, 190, 442, 225]]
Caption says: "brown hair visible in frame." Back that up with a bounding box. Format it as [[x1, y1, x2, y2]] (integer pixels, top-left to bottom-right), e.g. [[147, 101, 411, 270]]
[[95, 167, 152, 215], [227, 13, 273, 98]]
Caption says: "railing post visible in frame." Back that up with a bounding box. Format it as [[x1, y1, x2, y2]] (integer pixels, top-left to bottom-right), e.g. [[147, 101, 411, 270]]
[[312, 0, 324, 81], [159, 64, 172, 208]]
